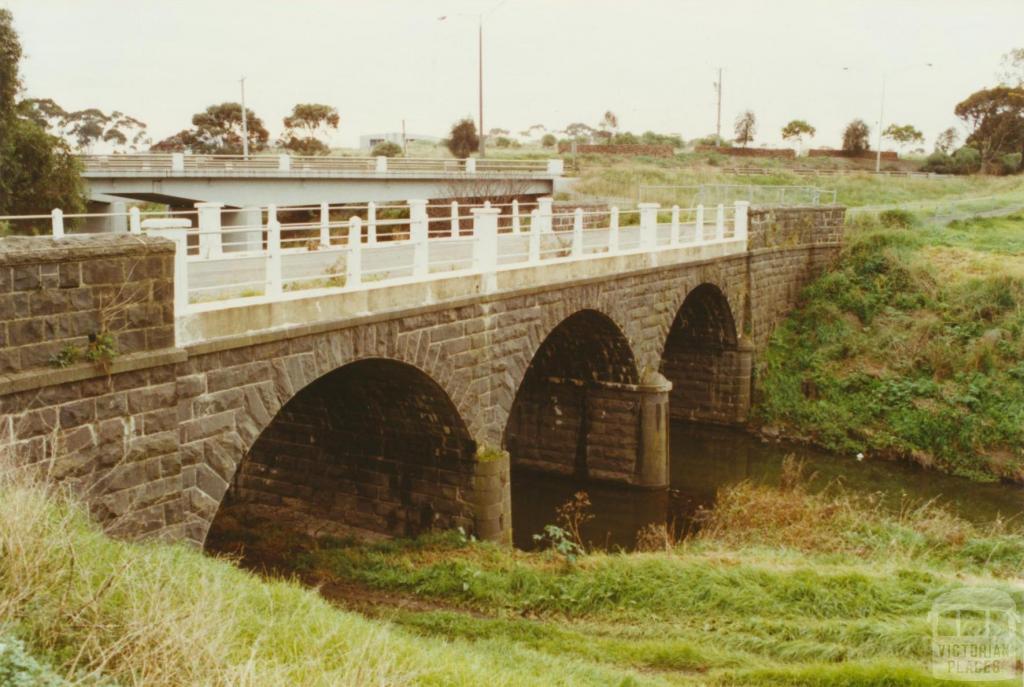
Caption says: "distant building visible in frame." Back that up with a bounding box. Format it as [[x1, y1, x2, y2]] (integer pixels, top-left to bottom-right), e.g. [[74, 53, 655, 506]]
[[359, 132, 441, 151]]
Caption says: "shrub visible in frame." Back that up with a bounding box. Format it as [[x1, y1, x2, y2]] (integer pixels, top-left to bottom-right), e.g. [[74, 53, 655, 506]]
[[445, 118, 479, 159], [879, 209, 916, 229], [370, 141, 402, 158], [999, 152, 1022, 175], [494, 136, 512, 148], [540, 133, 556, 148], [952, 145, 981, 173]]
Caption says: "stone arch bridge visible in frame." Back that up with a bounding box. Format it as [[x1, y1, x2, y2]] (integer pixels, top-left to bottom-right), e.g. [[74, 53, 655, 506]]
[[0, 204, 843, 545]]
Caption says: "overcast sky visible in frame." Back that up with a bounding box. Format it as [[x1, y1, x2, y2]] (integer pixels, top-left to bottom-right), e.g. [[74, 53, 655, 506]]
[[3, 0, 1022, 150]]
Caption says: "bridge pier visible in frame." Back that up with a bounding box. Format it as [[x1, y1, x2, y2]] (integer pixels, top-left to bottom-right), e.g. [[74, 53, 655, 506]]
[[84, 200, 128, 233], [222, 207, 263, 253]]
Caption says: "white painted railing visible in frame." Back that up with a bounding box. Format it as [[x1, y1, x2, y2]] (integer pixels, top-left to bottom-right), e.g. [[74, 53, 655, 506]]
[[77, 153, 563, 177], [5, 198, 750, 321]]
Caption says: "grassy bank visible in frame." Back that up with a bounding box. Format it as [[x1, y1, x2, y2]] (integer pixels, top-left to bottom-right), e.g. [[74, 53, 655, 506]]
[[568, 155, 1024, 208], [755, 209, 1024, 481], [6, 471, 1024, 686], [288, 463, 1024, 686]]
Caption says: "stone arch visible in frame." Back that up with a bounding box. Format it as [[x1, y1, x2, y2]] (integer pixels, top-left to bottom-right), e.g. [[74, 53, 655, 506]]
[[205, 357, 484, 548], [659, 283, 751, 425], [503, 309, 642, 480]]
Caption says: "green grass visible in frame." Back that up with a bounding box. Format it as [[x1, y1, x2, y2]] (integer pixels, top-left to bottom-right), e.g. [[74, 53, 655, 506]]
[[755, 210, 1024, 481], [290, 473, 1024, 686], [569, 155, 1024, 208]]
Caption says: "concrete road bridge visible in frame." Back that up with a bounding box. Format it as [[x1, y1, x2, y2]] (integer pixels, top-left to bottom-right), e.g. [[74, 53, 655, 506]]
[[79, 153, 563, 231], [0, 197, 843, 546]]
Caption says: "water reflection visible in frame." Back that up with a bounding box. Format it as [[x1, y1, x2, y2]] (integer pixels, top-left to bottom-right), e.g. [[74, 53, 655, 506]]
[[511, 422, 1024, 550]]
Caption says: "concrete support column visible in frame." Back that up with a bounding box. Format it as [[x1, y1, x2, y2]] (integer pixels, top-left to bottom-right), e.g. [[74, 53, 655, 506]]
[[634, 371, 672, 488], [734, 200, 750, 243], [84, 200, 128, 233], [195, 202, 223, 257], [109, 201, 128, 234], [222, 206, 262, 253]]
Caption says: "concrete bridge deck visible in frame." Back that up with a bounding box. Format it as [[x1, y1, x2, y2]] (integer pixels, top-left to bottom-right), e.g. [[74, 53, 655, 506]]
[[79, 153, 564, 210], [0, 199, 844, 547]]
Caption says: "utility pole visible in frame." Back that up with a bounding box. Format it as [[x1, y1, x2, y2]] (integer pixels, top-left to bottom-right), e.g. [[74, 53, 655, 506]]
[[875, 76, 886, 173], [715, 67, 723, 140], [402, 118, 407, 156], [240, 76, 249, 160], [478, 15, 485, 158]]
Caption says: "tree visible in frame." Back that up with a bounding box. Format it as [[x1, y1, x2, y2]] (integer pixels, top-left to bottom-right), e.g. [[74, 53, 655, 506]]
[[445, 118, 479, 159], [734, 110, 756, 147], [0, 9, 84, 225], [954, 87, 1024, 164], [564, 122, 595, 142], [842, 119, 871, 153], [371, 141, 402, 158], [934, 127, 959, 154], [998, 48, 1024, 87], [596, 111, 618, 141], [18, 100, 149, 153], [781, 119, 816, 147], [882, 124, 925, 153], [541, 133, 557, 148], [152, 102, 269, 154], [279, 103, 339, 156]]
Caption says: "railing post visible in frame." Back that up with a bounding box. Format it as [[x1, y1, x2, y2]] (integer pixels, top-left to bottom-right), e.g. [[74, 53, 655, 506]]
[[375, 156, 388, 173], [142, 219, 190, 324], [129, 207, 141, 235], [472, 206, 500, 293], [195, 202, 223, 258], [278, 154, 291, 172], [546, 159, 564, 175], [528, 209, 540, 264], [696, 204, 706, 242], [571, 208, 584, 257], [50, 209, 64, 238], [465, 158, 477, 173], [734, 201, 749, 244], [637, 202, 660, 251], [367, 201, 377, 244], [450, 201, 459, 237], [347, 216, 362, 288], [512, 199, 521, 233], [319, 202, 331, 248], [171, 153, 184, 172], [716, 203, 725, 240], [609, 206, 619, 253], [670, 205, 680, 245], [537, 197, 553, 233], [266, 205, 283, 297], [408, 199, 429, 278]]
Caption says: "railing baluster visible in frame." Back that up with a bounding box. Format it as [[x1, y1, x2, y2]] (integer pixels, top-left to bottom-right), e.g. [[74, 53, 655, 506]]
[[529, 209, 540, 263], [734, 201, 749, 244], [609, 206, 619, 253], [129, 207, 141, 235], [512, 200, 520, 234], [716, 203, 725, 240], [367, 201, 377, 244], [450, 201, 459, 237], [671, 205, 680, 245], [266, 205, 282, 296], [51, 209, 64, 238], [347, 216, 362, 288], [319, 202, 331, 248], [638, 202, 659, 251], [696, 204, 705, 242], [472, 206, 499, 293], [408, 199, 429, 278], [572, 208, 583, 257]]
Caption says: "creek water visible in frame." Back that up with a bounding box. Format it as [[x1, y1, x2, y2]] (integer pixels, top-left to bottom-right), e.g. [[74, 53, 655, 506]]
[[511, 422, 1024, 550]]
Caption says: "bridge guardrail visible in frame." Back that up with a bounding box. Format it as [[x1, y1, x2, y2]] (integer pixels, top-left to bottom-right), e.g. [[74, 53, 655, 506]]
[[640, 183, 837, 207], [77, 153, 562, 177], [4, 198, 749, 330]]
